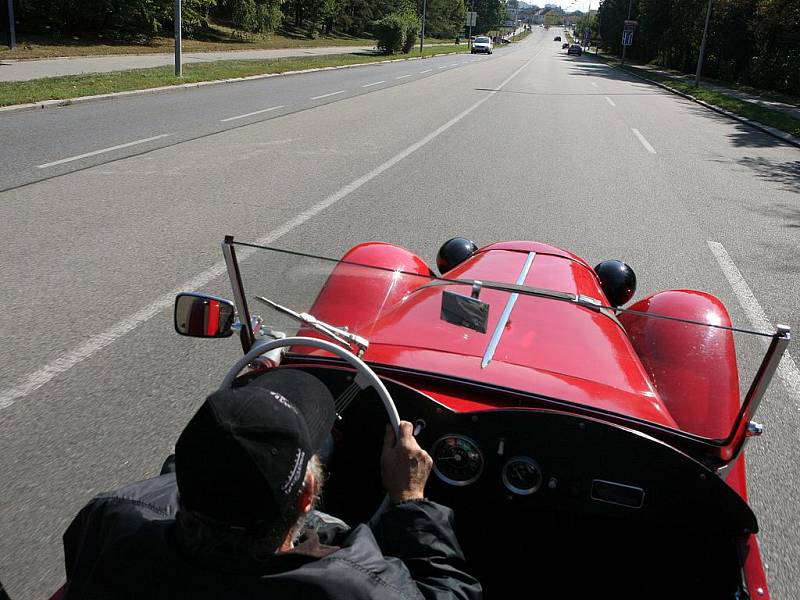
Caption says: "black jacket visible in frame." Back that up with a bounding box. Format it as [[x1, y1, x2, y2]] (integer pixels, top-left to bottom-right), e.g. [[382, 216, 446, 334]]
[[62, 473, 481, 600]]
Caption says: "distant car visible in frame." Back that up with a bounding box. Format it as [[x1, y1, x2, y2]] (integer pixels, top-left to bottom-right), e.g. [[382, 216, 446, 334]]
[[471, 36, 493, 55], [562, 42, 569, 49], [567, 44, 582, 56], [554, 36, 561, 41]]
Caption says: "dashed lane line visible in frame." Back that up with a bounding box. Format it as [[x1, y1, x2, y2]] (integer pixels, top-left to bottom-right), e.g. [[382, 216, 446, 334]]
[[632, 128, 657, 154], [37, 134, 171, 168], [310, 90, 345, 100], [220, 105, 285, 122]]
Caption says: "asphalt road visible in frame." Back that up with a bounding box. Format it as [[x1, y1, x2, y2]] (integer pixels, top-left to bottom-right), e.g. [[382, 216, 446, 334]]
[[1, 28, 799, 598]]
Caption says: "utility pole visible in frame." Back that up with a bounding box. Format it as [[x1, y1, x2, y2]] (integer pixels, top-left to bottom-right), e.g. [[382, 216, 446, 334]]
[[174, 0, 182, 77], [468, 0, 474, 51], [620, 0, 632, 65], [5, 0, 15, 50], [695, 0, 713, 87], [419, 0, 427, 53]]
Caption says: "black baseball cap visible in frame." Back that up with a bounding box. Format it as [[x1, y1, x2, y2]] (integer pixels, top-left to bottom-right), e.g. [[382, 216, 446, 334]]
[[175, 369, 336, 532]]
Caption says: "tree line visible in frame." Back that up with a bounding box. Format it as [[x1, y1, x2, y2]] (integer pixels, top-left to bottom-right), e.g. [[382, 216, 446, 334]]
[[596, 0, 800, 95], [10, 0, 507, 43]]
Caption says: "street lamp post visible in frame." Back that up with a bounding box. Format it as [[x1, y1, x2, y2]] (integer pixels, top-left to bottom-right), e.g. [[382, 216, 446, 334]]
[[468, 0, 475, 51], [174, 0, 182, 77], [694, 0, 713, 87], [5, 0, 15, 50], [419, 0, 427, 53]]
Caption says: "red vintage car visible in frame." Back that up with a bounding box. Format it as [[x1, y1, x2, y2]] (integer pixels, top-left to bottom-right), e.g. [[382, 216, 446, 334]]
[[174, 237, 788, 597]]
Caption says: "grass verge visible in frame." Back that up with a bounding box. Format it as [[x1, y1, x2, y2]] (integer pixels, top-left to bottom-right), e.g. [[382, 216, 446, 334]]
[[510, 30, 530, 43], [0, 45, 466, 107], [600, 55, 800, 139]]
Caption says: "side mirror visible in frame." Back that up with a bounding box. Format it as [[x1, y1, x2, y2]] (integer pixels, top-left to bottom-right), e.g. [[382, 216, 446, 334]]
[[174, 293, 235, 338]]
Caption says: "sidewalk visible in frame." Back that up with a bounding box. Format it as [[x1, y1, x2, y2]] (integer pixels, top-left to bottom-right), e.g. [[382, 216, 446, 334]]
[[0, 45, 377, 82]]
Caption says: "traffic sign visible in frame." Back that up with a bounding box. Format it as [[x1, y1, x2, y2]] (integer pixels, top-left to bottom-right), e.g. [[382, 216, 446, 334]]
[[465, 11, 477, 27], [623, 20, 637, 32], [622, 30, 634, 46]]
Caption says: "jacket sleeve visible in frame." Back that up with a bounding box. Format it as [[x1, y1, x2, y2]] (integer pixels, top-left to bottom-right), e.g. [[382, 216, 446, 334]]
[[62, 473, 179, 598], [373, 500, 482, 600]]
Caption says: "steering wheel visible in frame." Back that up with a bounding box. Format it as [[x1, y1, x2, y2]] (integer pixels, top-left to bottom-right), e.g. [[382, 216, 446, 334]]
[[220, 336, 399, 525]]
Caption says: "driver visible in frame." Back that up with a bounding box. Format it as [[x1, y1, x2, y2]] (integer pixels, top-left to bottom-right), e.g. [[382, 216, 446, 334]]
[[61, 369, 481, 600]]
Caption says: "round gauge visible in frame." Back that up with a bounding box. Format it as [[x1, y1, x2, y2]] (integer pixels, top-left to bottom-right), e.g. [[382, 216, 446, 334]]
[[431, 434, 484, 486], [502, 456, 542, 495]]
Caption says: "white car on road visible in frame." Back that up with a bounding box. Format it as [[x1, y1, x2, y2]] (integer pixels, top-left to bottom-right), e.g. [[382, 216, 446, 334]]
[[471, 36, 493, 55]]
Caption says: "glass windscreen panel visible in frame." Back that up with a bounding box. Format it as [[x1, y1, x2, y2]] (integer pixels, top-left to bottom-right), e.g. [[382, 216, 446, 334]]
[[232, 241, 776, 446]]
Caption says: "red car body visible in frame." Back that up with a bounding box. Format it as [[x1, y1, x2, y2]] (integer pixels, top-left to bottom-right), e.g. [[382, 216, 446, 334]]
[[293, 239, 770, 597]]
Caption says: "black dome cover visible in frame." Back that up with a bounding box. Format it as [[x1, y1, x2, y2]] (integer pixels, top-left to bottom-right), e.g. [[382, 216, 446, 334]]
[[594, 260, 636, 307], [437, 238, 478, 274]]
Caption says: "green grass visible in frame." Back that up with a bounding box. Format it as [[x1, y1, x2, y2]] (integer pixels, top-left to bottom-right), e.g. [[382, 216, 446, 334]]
[[0, 45, 467, 107], [598, 55, 800, 139], [509, 30, 530, 42]]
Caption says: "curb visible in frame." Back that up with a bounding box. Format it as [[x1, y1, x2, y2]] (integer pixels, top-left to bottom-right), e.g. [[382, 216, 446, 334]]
[[0, 50, 467, 115], [596, 56, 800, 150]]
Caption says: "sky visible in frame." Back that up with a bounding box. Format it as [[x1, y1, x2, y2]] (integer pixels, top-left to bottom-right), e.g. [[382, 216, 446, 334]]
[[537, 1, 598, 10]]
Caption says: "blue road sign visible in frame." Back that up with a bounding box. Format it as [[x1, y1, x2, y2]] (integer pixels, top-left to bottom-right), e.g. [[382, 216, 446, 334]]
[[622, 30, 634, 46]]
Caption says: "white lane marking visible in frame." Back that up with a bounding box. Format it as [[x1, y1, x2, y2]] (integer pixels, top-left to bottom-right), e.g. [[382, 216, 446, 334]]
[[448, 63, 459, 67], [707, 241, 800, 408], [395, 74, 413, 80], [37, 135, 171, 169], [362, 80, 386, 88], [590, 81, 599, 88], [420, 69, 433, 74], [310, 90, 345, 100], [605, 96, 616, 107], [631, 128, 657, 154], [438, 66, 448, 69], [0, 55, 535, 412], [220, 105, 285, 122]]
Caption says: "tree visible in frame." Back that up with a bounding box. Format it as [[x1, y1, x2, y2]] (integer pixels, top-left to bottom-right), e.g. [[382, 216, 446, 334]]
[[424, 0, 466, 38]]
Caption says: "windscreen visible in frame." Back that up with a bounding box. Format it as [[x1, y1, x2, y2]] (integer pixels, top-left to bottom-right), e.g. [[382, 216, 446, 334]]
[[231, 240, 779, 449]]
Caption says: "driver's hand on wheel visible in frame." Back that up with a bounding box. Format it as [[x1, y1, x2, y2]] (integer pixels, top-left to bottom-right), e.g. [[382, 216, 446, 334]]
[[381, 421, 433, 504]]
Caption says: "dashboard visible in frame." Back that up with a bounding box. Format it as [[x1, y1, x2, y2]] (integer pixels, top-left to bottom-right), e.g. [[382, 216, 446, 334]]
[[259, 362, 758, 598]]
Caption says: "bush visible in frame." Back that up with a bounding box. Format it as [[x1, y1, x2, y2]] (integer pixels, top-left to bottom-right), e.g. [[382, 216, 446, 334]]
[[373, 12, 420, 54], [402, 16, 420, 53], [230, 0, 283, 33]]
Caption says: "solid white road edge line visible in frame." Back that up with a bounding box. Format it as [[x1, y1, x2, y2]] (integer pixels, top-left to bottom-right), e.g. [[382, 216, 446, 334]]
[[310, 90, 345, 100], [395, 74, 413, 79], [0, 54, 535, 411], [605, 96, 616, 107], [362, 80, 386, 87], [707, 240, 800, 408], [36, 134, 171, 168], [220, 105, 285, 122], [631, 128, 657, 154]]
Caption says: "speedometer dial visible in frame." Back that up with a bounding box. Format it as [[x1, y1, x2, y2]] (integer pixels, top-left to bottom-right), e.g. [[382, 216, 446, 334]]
[[431, 435, 484, 486], [502, 456, 542, 495]]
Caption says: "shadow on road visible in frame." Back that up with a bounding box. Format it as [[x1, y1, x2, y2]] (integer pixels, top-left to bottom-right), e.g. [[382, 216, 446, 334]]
[[736, 157, 800, 195], [566, 55, 800, 150]]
